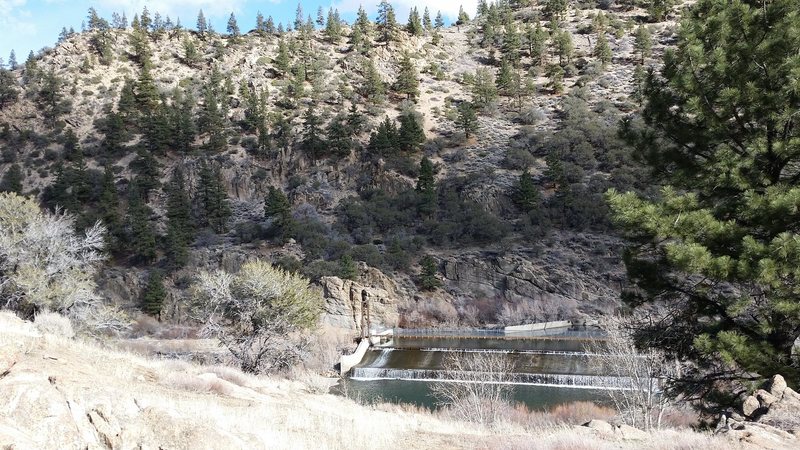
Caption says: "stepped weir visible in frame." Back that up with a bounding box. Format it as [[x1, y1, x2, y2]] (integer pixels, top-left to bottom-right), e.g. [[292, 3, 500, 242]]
[[338, 322, 643, 405]]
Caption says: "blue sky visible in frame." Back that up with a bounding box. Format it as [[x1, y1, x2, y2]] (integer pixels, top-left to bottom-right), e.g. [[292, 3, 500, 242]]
[[0, 0, 477, 65]]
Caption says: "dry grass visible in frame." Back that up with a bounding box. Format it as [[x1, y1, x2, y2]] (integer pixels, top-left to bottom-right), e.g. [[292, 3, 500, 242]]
[[0, 311, 755, 449], [33, 311, 75, 338]]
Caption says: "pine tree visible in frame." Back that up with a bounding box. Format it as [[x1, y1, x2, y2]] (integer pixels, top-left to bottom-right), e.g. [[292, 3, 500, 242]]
[[227, 13, 241, 42], [339, 254, 358, 280], [457, 102, 479, 139], [165, 168, 193, 269], [647, 0, 675, 22], [0, 69, 19, 108], [316, 6, 325, 27], [199, 84, 226, 151], [294, 2, 304, 30], [407, 7, 423, 36], [274, 39, 291, 76], [8, 50, 17, 70], [140, 6, 152, 31], [397, 111, 425, 151], [0, 164, 23, 194], [457, 6, 470, 26], [496, 59, 514, 97], [633, 25, 653, 65], [419, 255, 441, 290], [197, 161, 231, 233], [361, 58, 385, 101], [471, 68, 497, 108], [514, 171, 540, 212], [127, 184, 157, 263], [416, 157, 436, 215], [98, 167, 122, 253], [553, 29, 574, 66], [367, 117, 398, 156], [301, 104, 326, 160], [265, 16, 276, 34], [606, 0, 800, 401], [422, 8, 432, 32], [546, 64, 564, 94], [527, 23, 549, 67], [394, 52, 419, 100], [503, 23, 521, 67], [377, 0, 397, 42], [131, 148, 161, 201], [264, 186, 293, 239], [593, 32, 612, 68], [141, 270, 166, 317], [196, 10, 208, 35], [326, 115, 353, 158], [325, 8, 342, 42]]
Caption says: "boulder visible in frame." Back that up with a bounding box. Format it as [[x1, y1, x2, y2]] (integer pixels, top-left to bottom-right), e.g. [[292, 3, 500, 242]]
[[320, 264, 403, 332], [769, 374, 788, 398], [615, 424, 647, 440], [583, 419, 614, 434], [742, 395, 760, 417], [756, 389, 779, 408]]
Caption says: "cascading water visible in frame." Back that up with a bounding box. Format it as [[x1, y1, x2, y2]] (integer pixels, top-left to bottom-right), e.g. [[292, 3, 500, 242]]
[[336, 326, 640, 409]]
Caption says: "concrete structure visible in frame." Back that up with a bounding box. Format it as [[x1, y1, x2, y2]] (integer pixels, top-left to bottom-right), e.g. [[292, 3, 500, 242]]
[[504, 320, 572, 332]]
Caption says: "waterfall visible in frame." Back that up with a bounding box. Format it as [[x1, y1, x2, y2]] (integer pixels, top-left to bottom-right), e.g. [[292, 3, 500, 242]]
[[350, 367, 642, 390], [370, 349, 394, 368]]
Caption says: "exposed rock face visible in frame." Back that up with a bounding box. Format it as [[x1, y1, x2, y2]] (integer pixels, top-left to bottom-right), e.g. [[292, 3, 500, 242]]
[[320, 263, 404, 332], [441, 234, 625, 319]]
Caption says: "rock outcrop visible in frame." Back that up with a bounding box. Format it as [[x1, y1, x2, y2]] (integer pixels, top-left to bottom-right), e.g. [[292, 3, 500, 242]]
[[716, 375, 800, 449], [320, 263, 404, 332]]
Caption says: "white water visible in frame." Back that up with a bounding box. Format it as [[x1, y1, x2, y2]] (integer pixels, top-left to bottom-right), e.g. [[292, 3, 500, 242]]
[[350, 368, 639, 391], [373, 347, 605, 357]]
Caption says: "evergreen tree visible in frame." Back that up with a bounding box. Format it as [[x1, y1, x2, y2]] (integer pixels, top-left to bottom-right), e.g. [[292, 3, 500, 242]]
[[606, 0, 800, 402], [316, 6, 325, 27], [434, 11, 445, 29], [326, 115, 353, 159], [361, 58, 385, 101], [294, 2, 304, 30], [339, 254, 358, 280], [397, 111, 425, 151], [264, 186, 293, 239], [141, 270, 166, 318], [394, 52, 419, 100], [165, 168, 193, 269], [196, 10, 208, 35], [633, 25, 653, 65], [0, 69, 19, 108], [127, 184, 157, 263], [183, 38, 200, 66], [407, 7, 423, 36], [457, 5, 470, 26], [422, 8, 432, 32], [140, 7, 152, 30], [0, 164, 23, 194], [419, 255, 441, 290], [546, 63, 564, 94], [8, 50, 17, 70], [527, 23, 549, 67], [265, 16, 276, 34], [502, 23, 521, 66], [325, 8, 342, 42], [545, 0, 569, 22], [301, 105, 326, 160], [274, 39, 291, 76], [98, 167, 122, 253], [367, 117, 398, 156], [514, 171, 540, 212], [553, 29, 574, 66], [457, 102, 479, 139], [377, 0, 397, 42], [199, 84, 226, 151], [496, 59, 514, 97], [593, 32, 612, 68], [131, 148, 161, 201], [647, 0, 675, 22], [416, 157, 436, 215], [471, 68, 497, 108], [197, 160, 231, 233], [227, 13, 241, 42]]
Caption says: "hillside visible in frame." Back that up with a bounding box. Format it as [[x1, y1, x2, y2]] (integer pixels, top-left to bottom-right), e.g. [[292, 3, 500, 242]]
[[0, 311, 776, 449], [0, 2, 680, 329]]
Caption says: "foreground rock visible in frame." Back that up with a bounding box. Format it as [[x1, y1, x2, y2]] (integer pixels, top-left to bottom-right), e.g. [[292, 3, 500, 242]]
[[716, 375, 800, 449]]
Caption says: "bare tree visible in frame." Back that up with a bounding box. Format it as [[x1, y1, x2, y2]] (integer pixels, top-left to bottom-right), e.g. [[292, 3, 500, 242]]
[[0, 193, 127, 333], [430, 351, 516, 425], [587, 315, 678, 430], [193, 259, 323, 374]]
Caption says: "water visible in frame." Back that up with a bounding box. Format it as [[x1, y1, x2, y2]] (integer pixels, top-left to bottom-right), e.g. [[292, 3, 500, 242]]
[[333, 326, 619, 410]]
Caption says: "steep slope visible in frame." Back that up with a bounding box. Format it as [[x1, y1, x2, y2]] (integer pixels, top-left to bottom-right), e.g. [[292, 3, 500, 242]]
[[0, 3, 685, 329]]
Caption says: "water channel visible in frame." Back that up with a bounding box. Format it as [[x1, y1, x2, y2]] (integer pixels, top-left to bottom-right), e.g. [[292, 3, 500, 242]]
[[333, 326, 616, 410]]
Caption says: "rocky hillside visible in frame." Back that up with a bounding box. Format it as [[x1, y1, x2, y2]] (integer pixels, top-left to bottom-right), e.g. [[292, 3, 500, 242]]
[[0, 2, 685, 330]]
